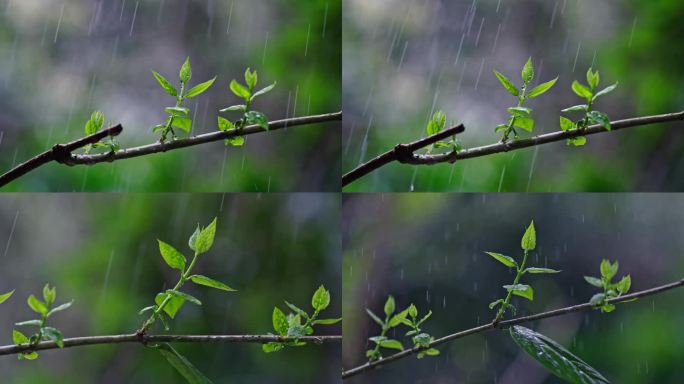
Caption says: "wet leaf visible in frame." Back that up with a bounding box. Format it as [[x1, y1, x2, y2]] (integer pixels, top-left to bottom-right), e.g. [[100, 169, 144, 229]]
[[484, 252, 517, 268], [526, 77, 558, 99], [494, 71, 519, 96], [152, 70, 177, 96], [157, 343, 213, 384], [593, 83, 618, 101], [521, 57, 535, 83], [521, 221, 536, 251], [185, 77, 216, 99], [158, 240, 187, 271]]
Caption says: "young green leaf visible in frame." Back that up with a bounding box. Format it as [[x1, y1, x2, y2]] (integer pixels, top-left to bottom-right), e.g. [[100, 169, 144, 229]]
[[155, 293, 185, 319], [244, 111, 269, 130], [571, 81, 593, 100], [179, 57, 192, 83], [526, 77, 558, 99], [190, 217, 217, 254], [152, 70, 178, 96], [168, 116, 193, 132], [617, 275, 631, 294], [586, 68, 600, 90], [229, 80, 251, 100], [562, 105, 588, 113], [566, 136, 587, 146], [165, 107, 190, 116], [156, 343, 214, 384], [524, 267, 561, 274], [507, 107, 532, 117], [167, 290, 202, 306], [225, 136, 245, 147], [47, 300, 73, 317], [366, 309, 384, 327], [12, 330, 29, 345], [311, 285, 331, 311], [489, 299, 504, 309], [220, 105, 247, 113], [189, 275, 236, 292], [244, 68, 258, 89], [185, 77, 217, 99], [600, 259, 618, 280], [272, 307, 289, 335], [584, 276, 603, 288], [427, 111, 447, 135], [0, 290, 14, 305], [513, 116, 535, 132], [510, 326, 610, 384], [251, 83, 276, 100], [494, 71, 519, 96], [15, 320, 42, 327], [379, 339, 403, 350], [521, 57, 534, 83], [384, 296, 396, 317], [158, 240, 187, 271], [593, 83, 618, 101], [27, 295, 48, 316], [559, 116, 576, 132], [484, 252, 517, 268], [217, 116, 235, 132], [85, 111, 105, 135], [521, 221, 536, 251], [503, 284, 534, 301], [587, 110, 611, 130], [262, 342, 285, 353], [312, 318, 342, 325], [42, 326, 64, 348]]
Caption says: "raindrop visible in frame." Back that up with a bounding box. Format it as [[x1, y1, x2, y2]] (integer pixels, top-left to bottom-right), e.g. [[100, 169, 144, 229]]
[[304, 24, 311, 57], [54, 4, 65, 43], [628, 17, 638, 48], [3, 210, 19, 259], [129, 1, 140, 37], [474, 58, 485, 90], [572, 42, 582, 72]]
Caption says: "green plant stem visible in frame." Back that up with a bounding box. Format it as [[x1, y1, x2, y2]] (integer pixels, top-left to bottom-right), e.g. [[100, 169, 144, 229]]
[[161, 81, 186, 142], [495, 250, 529, 323], [502, 84, 527, 142], [140, 251, 200, 333]]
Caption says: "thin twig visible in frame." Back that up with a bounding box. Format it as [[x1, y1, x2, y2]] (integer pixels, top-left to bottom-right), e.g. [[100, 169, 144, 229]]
[[0, 333, 342, 356], [341, 124, 465, 186], [0, 111, 341, 188], [342, 110, 684, 187], [341, 278, 684, 379]]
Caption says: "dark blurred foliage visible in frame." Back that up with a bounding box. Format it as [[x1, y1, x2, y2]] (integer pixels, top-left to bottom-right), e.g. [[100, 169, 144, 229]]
[[0, 0, 341, 191], [343, 193, 684, 383], [0, 193, 340, 383], [342, 0, 684, 192]]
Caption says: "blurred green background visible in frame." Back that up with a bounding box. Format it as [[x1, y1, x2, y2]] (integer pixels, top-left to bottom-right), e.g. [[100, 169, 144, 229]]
[[343, 0, 684, 191], [0, 0, 341, 191], [0, 193, 341, 383], [343, 193, 684, 383]]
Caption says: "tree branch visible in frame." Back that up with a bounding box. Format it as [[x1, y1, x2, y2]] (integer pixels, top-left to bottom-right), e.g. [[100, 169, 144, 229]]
[[342, 110, 684, 187], [0, 333, 342, 356], [0, 111, 341, 188], [341, 277, 684, 379]]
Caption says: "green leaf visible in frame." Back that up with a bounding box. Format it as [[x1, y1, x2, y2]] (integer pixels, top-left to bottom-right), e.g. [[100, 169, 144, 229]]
[[366, 309, 384, 327], [13, 330, 29, 345], [167, 116, 193, 132], [616, 275, 631, 294], [600, 259, 618, 281], [165, 106, 190, 116], [493, 71, 519, 96], [495, 124, 509, 133], [272, 307, 289, 335], [388, 308, 409, 327], [586, 68, 600, 90], [507, 107, 532, 117], [510, 326, 610, 384], [311, 285, 331, 311], [189, 275, 236, 292], [284, 301, 309, 319], [312, 318, 342, 325], [379, 339, 404, 351], [185, 77, 216, 99], [47, 300, 73, 317], [424, 348, 440, 356], [230, 80, 251, 100], [42, 284, 56, 305], [190, 217, 217, 254], [157, 343, 213, 384], [567, 136, 587, 146], [217, 116, 235, 132], [504, 284, 534, 301], [19, 351, 39, 360], [27, 295, 47, 316], [521, 57, 534, 83], [513, 116, 535, 132], [0, 290, 14, 304], [158, 240, 187, 271], [521, 220, 536, 251], [251, 82, 276, 100], [85, 111, 105, 135], [489, 299, 504, 309], [408, 304, 418, 318], [593, 82, 618, 101], [584, 276, 604, 288], [524, 267, 561, 274], [179, 57, 192, 83], [601, 303, 616, 313], [42, 326, 64, 348], [155, 292, 185, 319], [245, 111, 269, 130], [560, 116, 576, 132], [562, 105, 588, 113], [417, 310, 432, 326], [167, 289, 201, 306], [15, 320, 42, 327], [590, 293, 606, 306], [262, 342, 285, 353], [155, 311, 171, 331], [219, 105, 247, 113], [484, 252, 517, 268], [587, 110, 611, 130], [571, 81, 593, 100], [526, 77, 558, 99], [139, 305, 156, 315], [152, 70, 177, 96], [244, 68, 258, 89], [225, 136, 245, 147], [384, 296, 396, 317], [427, 111, 447, 135]]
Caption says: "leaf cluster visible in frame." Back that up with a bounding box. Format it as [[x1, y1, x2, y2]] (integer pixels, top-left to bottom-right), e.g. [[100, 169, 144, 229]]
[[585, 259, 632, 313], [365, 296, 438, 361], [13, 284, 73, 360], [263, 284, 341, 353], [423, 110, 461, 154], [82, 111, 120, 154], [560, 68, 618, 146]]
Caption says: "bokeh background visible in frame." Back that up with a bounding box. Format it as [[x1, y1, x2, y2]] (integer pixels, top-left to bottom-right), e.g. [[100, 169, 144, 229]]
[[0, 0, 341, 191], [343, 0, 684, 191], [343, 194, 684, 383], [0, 193, 341, 383]]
